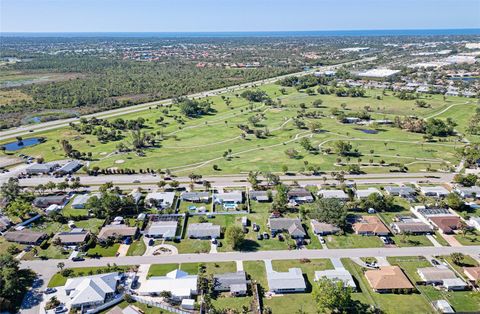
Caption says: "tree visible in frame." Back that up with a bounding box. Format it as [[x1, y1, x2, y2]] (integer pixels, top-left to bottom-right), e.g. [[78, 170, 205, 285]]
[[247, 171, 260, 190], [306, 198, 348, 230], [313, 277, 353, 313], [0, 178, 20, 203], [450, 252, 465, 266], [4, 199, 32, 220], [272, 184, 289, 212], [307, 121, 322, 133], [333, 141, 353, 156], [445, 193, 467, 211], [225, 226, 245, 250], [57, 262, 65, 271]]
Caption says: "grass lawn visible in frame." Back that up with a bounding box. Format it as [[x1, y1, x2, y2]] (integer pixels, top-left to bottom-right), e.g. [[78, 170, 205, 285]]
[[0, 237, 24, 254], [454, 230, 480, 246], [243, 261, 267, 288], [74, 218, 105, 234], [61, 202, 89, 217], [147, 261, 236, 278], [212, 296, 253, 312], [342, 258, 435, 314], [172, 238, 211, 254], [23, 241, 70, 260], [126, 237, 146, 256], [6, 84, 469, 176], [87, 243, 120, 257], [439, 254, 479, 276], [325, 233, 384, 249], [48, 265, 133, 287], [390, 234, 433, 247]]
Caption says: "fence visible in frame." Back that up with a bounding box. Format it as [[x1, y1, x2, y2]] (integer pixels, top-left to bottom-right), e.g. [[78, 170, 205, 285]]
[[131, 295, 194, 314]]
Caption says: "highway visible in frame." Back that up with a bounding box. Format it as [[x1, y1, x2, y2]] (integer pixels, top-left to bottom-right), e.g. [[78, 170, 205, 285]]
[[16, 171, 455, 189], [0, 57, 376, 141]]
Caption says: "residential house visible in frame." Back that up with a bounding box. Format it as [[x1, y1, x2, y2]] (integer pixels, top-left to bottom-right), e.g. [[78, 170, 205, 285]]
[[317, 189, 348, 201], [364, 266, 414, 293], [442, 278, 468, 291], [356, 188, 381, 199], [54, 230, 89, 246], [213, 191, 243, 209], [432, 300, 455, 314], [288, 189, 314, 204], [180, 192, 210, 203], [468, 216, 480, 231], [71, 193, 97, 209], [352, 216, 390, 236], [455, 186, 480, 199], [428, 216, 462, 234], [420, 186, 449, 198], [4, 230, 47, 245], [145, 221, 178, 239], [97, 224, 138, 241], [55, 160, 83, 175], [0, 215, 12, 232], [417, 266, 458, 285], [64, 272, 119, 310], [267, 268, 306, 293], [384, 186, 415, 198], [310, 220, 340, 235], [187, 223, 221, 239], [463, 267, 480, 282], [213, 271, 248, 296], [314, 269, 357, 290], [391, 216, 433, 234], [129, 190, 143, 204], [249, 190, 275, 202], [25, 162, 58, 175], [145, 192, 176, 209], [268, 218, 306, 238], [138, 269, 198, 300], [33, 195, 68, 208]]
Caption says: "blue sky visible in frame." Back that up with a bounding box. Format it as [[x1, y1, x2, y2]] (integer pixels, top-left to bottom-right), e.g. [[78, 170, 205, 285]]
[[1, 0, 479, 32]]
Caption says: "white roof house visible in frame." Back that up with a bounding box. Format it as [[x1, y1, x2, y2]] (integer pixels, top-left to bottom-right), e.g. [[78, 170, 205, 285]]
[[145, 192, 176, 209], [356, 188, 381, 199], [186, 223, 221, 239], [317, 189, 348, 200], [64, 272, 119, 309], [138, 269, 198, 300], [358, 69, 400, 78], [71, 193, 100, 209], [420, 186, 449, 198], [468, 216, 480, 231], [213, 191, 243, 205], [455, 186, 480, 199], [267, 268, 306, 293], [129, 190, 143, 204], [146, 221, 178, 238], [314, 269, 357, 290], [443, 278, 467, 291], [433, 300, 455, 314]]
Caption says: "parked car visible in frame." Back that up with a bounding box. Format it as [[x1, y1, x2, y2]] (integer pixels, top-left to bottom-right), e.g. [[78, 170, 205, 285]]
[[380, 236, 388, 245], [319, 236, 325, 244], [257, 234, 263, 240], [44, 288, 57, 294], [262, 232, 269, 239], [148, 239, 154, 246], [431, 259, 441, 266], [72, 257, 85, 262], [211, 238, 217, 245], [55, 305, 67, 313]]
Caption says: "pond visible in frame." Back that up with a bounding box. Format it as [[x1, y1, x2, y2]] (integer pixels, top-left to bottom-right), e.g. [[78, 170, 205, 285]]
[[2, 137, 44, 151], [355, 128, 378, 134]]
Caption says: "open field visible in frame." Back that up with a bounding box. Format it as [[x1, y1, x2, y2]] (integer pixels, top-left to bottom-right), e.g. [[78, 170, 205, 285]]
[[1, 84, 472, 175]]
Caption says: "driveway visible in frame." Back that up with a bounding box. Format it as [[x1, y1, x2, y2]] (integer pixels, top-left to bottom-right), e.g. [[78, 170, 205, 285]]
[[441, 234, 463, 247], [117, 244, 130, 257], [426, 234, 443, 247]]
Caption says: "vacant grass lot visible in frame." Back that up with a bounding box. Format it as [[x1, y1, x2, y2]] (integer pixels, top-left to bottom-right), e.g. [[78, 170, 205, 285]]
[[127, 237, 146, 256], [86, 243, 120, 257], [147, 261, 237, 278], [4, 84, 470, 175], [325, 233, 384, 249]]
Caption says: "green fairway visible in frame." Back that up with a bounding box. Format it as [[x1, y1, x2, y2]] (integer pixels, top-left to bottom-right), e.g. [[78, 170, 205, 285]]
[[2, 84, 471, 175]]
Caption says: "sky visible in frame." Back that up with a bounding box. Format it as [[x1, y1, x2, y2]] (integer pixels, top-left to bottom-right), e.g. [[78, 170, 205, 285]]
[[1, 0, 480, 33]]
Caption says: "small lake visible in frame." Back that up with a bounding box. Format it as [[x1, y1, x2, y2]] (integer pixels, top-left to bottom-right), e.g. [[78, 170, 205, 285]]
[[355, 128, 378, 134], [2, 137, 44, 151]]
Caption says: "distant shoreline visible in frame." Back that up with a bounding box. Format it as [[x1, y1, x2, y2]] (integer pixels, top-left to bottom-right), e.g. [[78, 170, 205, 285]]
[[2, 28, 480, 38]]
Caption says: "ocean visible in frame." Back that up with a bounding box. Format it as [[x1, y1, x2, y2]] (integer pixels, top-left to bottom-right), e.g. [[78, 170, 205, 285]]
[[2, 29, 480, 38]]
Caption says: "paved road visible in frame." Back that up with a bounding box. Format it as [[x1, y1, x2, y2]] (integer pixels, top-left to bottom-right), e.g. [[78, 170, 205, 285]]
[[21, 245, 480, 277], [0, 57, 376, 141], [16, 171, 454, 188]]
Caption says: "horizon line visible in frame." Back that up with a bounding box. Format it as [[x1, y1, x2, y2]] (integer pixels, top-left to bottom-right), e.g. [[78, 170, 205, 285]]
[[2, 27, 480, 34]]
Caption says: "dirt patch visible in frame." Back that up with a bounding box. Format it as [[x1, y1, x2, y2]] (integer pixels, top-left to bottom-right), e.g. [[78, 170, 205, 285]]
[[115, 159, 125, 164]]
